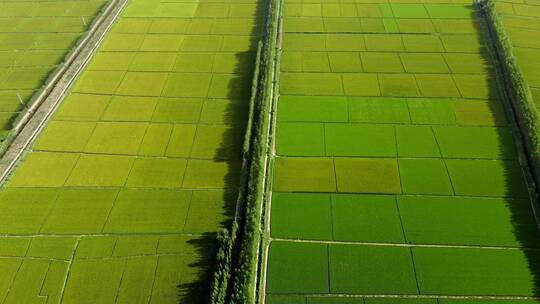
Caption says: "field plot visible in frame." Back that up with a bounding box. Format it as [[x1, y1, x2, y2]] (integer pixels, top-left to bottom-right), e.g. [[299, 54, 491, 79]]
[[493, 0, 540, 108], [0, 0, 107, 135], [0, 0, 263, 302], [266, 0, 540, 303]]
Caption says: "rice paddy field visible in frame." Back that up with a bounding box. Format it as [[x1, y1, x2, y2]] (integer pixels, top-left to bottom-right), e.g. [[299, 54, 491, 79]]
[[0, 0, 263, 302], [1, 0, 540, 302], [265, 0, 540, 303], [494, 0, 540, 108], [0, 0, 108, 134]]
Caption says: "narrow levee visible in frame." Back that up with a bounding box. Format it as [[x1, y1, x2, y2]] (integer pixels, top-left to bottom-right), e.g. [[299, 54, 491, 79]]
[[263, 0, 540, 303], [0, 0, 264, 303]]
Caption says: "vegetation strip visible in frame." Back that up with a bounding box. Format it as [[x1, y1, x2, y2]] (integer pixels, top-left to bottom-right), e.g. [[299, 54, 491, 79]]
[[208, 0, 282, 300], [209, 41, 264, 304], [480, 0, 540, 222]]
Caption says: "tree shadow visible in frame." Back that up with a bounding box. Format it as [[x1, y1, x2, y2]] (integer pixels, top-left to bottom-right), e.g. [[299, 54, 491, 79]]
[[175, 0, 266, 303], [212, 2, 264, 224], [475, 3, 540, 297], [176, 233, 217, 303], [213, 0, 264, 211]]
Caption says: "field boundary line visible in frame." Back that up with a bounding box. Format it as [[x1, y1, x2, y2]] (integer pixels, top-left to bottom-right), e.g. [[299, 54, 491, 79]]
[[0, 256, 71, 263], [272, 293, 540, 300], [57, 238, 80, 304], [270, 237, 540, 251], [267, 192, 528, 201], [0, 257, 23, 304], [273, 154, 520, 162], [0, 0, 129, 185], [37, 261, 53, 301], [146, 255, 160, 304], [0, 252, 208, 263], [263, 189, 529, 201], [29, 148, 525, 163], [113, 258, 128, 304], [408, 247, 421, 295], [0, 232, 209, 238]]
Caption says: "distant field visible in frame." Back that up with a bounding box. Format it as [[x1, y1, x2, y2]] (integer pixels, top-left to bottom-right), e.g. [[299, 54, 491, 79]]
[[0, 0, 263, 302], [494, 0, 540, 108], [0, 0, 107, 134], [266, 0, 540, 303]]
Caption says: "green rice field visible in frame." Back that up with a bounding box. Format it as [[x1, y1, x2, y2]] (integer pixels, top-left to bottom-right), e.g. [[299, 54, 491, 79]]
[[266, 0, 540, 303], [0, 0, 263, 302], [494, 0, 540, 108], [0, 0, 540, 302], [0, 0, 108, 134]]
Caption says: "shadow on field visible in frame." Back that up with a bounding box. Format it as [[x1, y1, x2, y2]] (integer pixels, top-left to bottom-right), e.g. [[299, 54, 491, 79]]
[[175, 0, 265, 303], [211, 0, 262, 226], [476, 5, 540, 296], [213, 0, 263, 224], [176, 234, 216, 303]]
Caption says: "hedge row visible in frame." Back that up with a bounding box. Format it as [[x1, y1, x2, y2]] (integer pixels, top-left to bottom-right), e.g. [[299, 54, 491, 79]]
[[229, 40, 267, 304], [209, 226, 236, 304], [209, 39, 263, 304], [227, 0, 284, 300], [228, 0, 283, 301], [208, 0, 282, 301], [480, 0, 540, 185]]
